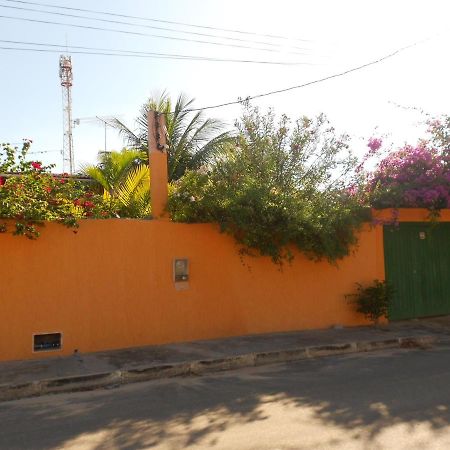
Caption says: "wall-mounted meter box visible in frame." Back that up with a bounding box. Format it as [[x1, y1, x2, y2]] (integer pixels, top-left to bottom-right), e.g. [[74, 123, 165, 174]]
[[173, 258, 189, 282]]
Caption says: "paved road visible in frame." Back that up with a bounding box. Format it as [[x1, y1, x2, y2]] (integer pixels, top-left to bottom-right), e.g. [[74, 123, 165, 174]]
[[1, 344, 450, 450]]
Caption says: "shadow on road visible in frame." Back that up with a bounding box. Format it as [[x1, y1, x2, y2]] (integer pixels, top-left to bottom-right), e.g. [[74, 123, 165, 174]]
[[0, 346, 449, 449]]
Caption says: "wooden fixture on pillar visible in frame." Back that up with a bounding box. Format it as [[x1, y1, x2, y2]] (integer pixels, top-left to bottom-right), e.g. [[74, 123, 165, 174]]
[[148, 110, 169, 219]]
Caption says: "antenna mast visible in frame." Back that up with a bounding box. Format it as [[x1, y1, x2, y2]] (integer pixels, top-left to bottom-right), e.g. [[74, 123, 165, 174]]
[[59, 55, 74, 174]]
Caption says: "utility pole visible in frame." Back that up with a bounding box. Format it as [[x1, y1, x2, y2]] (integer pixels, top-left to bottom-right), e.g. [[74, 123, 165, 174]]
[[59, 55, 74, 174]]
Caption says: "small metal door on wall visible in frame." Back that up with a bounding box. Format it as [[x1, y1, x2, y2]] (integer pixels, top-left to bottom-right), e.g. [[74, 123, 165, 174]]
[[384, 222, 450, 320]]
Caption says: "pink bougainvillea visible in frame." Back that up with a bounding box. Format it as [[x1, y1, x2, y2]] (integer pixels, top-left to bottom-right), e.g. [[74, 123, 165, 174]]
[[367, 137, 383, 153], [366, 144, 450, 210], [356, 137, 384, 174]]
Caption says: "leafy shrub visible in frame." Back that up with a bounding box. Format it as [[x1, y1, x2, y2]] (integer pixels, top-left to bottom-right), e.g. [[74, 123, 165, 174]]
[[366, 145, 450, 214], [0, 141, 110, 238], [346, 279, 394, 324], [168, 106, 369, 264], [82, 149, 151, 218], [359, 115, 450, 218], [426, 115, 450, 156]]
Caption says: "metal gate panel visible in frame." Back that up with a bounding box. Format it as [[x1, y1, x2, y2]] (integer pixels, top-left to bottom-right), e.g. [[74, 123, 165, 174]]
[[384, 222, 450, 320]]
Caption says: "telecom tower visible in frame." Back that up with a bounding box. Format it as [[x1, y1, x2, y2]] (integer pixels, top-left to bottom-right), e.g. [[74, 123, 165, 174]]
[[59, 55, 74, 174]]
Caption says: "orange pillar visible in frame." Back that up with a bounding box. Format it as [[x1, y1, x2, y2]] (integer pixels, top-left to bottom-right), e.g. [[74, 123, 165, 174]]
[[148, 111, 169, 219]]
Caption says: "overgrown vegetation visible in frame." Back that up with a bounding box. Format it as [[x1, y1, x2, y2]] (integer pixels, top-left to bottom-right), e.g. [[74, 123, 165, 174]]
[[365, 145, 450, 213], [359, 115, 450, 219], [0, 141, 110, 238], [82, 148, 151, 218], [111, 92, 233, 181], [4, 103, 450, 255], [168, 106, 369, 264], [346, 279, 394, 324]]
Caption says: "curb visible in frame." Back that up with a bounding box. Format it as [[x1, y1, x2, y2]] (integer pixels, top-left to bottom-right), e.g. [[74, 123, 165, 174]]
[[0, 335, 437, 402]]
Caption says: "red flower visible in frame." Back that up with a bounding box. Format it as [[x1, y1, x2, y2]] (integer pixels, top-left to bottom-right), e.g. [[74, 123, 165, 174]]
[[73, 199, 81, 206], [31, 162, 42, 170], [0, 177, 5, 186], [83, 201, 94, 209], [44, 186, 52, 193]]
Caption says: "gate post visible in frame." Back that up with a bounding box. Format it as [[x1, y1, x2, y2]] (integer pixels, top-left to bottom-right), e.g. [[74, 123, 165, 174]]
[[148, 110, 169, 219]]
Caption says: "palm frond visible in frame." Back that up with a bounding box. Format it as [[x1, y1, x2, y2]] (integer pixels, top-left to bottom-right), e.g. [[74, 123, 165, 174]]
[[109, 118, 143, 149], [116, 164, 150, 207], [111, 92, 231, 182], [81, 165, 110, 191], [189, 131, 235, 169]]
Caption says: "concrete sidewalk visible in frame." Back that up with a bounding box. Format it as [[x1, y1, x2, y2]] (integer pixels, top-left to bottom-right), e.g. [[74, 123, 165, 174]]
[[1, 318, 449, 402]]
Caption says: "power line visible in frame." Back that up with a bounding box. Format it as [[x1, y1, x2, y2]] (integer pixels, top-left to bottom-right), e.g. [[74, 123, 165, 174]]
[[2, 144, 60, 154], [0, 13, 310, 55], [0, 41, 319, 65], [0, 2, 311, 51], [27, 149, 61, 154], [3, 0, 312, 43], [178, 39, 429, 113]]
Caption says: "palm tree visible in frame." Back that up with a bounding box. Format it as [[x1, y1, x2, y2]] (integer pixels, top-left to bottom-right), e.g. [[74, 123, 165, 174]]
[[82, 149, 151, 218], [111, 92, 233, 181]]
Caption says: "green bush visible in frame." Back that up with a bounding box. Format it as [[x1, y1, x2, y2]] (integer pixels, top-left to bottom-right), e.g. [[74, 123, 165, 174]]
[[168, 106, 369, 264], [346, 279, 394, 324], [0, 141, 111, 238]]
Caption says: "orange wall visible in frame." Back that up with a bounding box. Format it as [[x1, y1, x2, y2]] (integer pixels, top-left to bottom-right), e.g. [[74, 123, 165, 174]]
[[373, 208, 450, 222], [1, 218, 387, 362]]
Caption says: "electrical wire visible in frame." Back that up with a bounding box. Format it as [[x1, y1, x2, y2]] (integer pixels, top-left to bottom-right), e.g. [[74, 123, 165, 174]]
[[0, 13, 309, 55], [27, 149, 61, 154], [3, 0, 312, 43], [0, 2, 311, 51], [177, 38, 430, 113], [0, 41, 319, 65]]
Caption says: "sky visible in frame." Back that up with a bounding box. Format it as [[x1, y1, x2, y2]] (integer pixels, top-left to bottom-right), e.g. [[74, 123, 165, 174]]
[[1, 0, 450, 172]]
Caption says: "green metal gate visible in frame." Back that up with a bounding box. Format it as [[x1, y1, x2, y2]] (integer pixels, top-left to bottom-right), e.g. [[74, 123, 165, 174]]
[[384, 222, 450, 320]]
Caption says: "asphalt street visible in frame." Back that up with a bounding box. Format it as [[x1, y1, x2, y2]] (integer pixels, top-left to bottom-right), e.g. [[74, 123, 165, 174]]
[[1, 344, 449, 450]]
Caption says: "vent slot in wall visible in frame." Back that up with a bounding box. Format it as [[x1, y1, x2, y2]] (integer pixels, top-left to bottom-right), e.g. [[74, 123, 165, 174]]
[[33, 333, 62, 352]]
